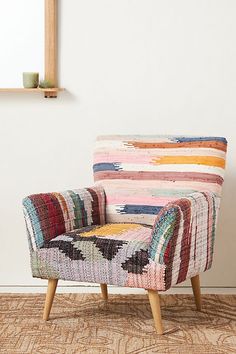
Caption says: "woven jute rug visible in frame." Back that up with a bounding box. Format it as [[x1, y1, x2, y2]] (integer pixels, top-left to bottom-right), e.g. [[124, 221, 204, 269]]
[[0, 293, 235, 353]]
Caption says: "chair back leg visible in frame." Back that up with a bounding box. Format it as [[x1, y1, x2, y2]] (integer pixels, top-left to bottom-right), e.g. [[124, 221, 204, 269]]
[[191, 275, 202, 311]]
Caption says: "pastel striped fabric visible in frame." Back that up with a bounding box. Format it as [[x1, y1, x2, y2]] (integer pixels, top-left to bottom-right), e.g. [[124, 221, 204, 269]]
[[94, 135, 227, 226]]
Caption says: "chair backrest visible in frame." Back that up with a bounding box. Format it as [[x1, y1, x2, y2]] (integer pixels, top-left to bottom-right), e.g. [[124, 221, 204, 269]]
[[93, 135, 227, 225]]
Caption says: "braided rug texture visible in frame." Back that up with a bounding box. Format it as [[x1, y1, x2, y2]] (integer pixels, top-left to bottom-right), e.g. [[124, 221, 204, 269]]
[[0, 293, 235, 354]]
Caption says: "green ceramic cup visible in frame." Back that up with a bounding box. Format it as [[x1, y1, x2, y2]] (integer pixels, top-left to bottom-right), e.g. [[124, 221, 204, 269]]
[[23, 72, 39, 88]]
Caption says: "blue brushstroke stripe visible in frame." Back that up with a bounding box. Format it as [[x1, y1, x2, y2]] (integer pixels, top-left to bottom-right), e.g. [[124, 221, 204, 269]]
[[171, 136, 227, 144], [93, 163, 121, 173], [118, 204, 163, 215]]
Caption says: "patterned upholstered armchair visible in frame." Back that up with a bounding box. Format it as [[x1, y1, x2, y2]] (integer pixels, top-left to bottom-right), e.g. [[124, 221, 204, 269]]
[[23, 135, 227, 334]]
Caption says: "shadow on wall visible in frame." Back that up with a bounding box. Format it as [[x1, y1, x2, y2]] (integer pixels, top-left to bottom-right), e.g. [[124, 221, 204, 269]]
[[219, 172, 235, 234], [213, 172, 236, 286]]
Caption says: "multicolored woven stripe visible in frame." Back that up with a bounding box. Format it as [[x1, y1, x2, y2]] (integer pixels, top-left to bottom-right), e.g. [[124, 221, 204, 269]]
[[23, 186, 105, 251], [94, 135, 227, 225], [149, 191, 220, 289]]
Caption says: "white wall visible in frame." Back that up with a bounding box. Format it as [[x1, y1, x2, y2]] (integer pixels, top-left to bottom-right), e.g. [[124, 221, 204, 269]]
[[0, 0, 235, 287], [0, 0, 44, 87]]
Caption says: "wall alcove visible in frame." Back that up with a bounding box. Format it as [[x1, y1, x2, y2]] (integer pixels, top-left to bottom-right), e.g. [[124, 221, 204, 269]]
[[0, 0, 64, 98]]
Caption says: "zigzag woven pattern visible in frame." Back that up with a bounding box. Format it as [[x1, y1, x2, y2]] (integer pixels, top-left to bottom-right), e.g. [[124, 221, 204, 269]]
[[94, 135, 227, 225], [31, 223, 166, 289]]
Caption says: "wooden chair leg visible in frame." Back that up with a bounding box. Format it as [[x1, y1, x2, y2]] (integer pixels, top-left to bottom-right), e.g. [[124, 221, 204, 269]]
[[43, 279, 58, 320], [148, 290, 163, 334], [191, 275, 201, 311], [100, 283, 108, 300]]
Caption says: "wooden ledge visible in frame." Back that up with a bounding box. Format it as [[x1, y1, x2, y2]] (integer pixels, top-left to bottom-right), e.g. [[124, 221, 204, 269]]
[[0, 88, 64, 98]]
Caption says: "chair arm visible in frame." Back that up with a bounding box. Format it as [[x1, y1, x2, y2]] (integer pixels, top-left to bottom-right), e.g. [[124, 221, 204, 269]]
[[23, 185, 105, 251], [149, 191, 221, 289]]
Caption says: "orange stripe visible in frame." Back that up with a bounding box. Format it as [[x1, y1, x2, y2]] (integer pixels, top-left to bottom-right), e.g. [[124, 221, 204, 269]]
[[53, 192, 70, 219], [152, 156, 225, 168], [126, 140, 227, 152]]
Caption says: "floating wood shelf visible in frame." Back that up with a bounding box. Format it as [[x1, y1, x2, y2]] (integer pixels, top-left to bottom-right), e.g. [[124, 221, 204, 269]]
[[0, 88, 64, 98]]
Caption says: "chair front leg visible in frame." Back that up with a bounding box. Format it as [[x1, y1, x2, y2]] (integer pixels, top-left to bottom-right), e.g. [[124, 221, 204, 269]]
[[147, 290, 163, 334], [43, 279, 58, 320], [100, 284, 108, 300], [191, 275, 202, 311]]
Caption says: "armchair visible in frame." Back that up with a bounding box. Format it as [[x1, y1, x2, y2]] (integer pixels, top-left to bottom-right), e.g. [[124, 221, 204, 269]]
[[23, 135, 227, 334]]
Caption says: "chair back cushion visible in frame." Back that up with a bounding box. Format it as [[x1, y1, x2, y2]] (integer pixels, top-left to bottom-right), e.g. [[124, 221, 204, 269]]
[[93, 135, 227, 225]]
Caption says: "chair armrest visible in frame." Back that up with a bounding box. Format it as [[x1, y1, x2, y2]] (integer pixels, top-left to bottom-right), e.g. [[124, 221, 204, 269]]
[[149, 191, 221, 289], [23, 185, 105, 250]]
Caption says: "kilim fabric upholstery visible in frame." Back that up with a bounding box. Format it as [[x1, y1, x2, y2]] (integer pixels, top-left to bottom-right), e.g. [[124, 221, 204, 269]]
[[23, 186, 105, 250], [30, 223, 164, 289], [23, 136, 227, 291]]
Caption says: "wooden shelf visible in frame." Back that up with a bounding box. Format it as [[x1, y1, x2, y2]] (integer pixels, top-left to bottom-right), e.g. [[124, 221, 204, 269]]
[[0, 87, 64, 98]]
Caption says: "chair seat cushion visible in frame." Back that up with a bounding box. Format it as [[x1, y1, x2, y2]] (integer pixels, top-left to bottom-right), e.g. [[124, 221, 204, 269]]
[[31, 223, 166, 290]]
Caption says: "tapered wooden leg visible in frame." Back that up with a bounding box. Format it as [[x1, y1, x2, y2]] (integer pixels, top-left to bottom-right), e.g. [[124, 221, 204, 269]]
[[191, 275, 201, 311], [100, 284, 108, 300], [43, 279, 58, 320], [148, 290, 163, 334]]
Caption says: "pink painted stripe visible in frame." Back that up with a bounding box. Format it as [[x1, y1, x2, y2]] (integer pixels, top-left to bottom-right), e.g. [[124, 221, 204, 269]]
[[94, 149, 226, 163], [106, 195, 175, 206], [98, 179, 222, 194], [94, 152, 152, 164]]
